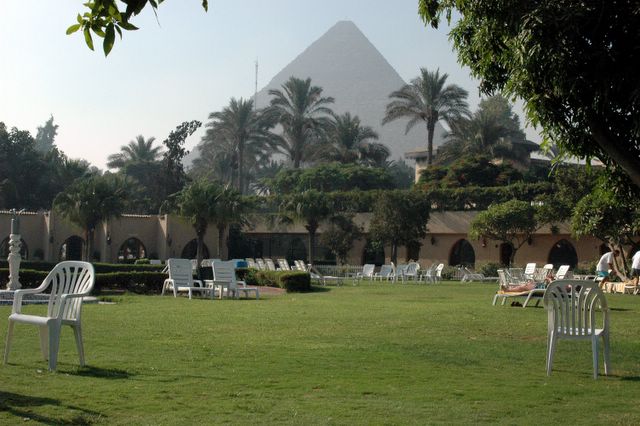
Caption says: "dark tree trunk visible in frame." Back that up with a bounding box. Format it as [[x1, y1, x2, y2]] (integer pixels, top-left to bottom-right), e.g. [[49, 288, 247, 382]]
[[591, 123, 640, 189], [217, 224, 226, 260], [196, 232, 204, 279], [391, 242, 398, 265], [426, 121, 436, 166]]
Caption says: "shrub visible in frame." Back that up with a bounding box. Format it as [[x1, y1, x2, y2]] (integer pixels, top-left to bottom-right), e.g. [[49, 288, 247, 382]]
[[478, 262, 501, 277], [134, 258, 150, 265], [254, 270, 311, 292]]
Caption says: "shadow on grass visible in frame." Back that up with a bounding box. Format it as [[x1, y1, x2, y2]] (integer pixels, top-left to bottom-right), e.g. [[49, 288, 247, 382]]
[[609, 308, 633, 312], [0, 391, 104, 425], [71, 365, 133, 380], [309, 286, 332, 293], [620, 376, 640, 382]]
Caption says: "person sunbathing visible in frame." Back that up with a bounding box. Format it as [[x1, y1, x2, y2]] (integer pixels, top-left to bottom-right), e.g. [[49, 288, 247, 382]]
[[503, 281, 536, 292]]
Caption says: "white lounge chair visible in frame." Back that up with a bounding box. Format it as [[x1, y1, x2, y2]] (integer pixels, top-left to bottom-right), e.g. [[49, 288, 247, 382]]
[[277, 258, 291, 271], [403, 262, 420, 281], [4, 261, 95, 371], [208, 260, 259, 299], [162, 258, 212, 299], [544, 280, 610, 378], [492, 269, 536, 306], [356, 264, 375, 281], [264, 259, 278, 271], [373, 264, 394, 281]]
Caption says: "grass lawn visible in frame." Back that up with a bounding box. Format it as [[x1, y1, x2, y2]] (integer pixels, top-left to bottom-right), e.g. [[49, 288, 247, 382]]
[[0, 281, 639, 425]]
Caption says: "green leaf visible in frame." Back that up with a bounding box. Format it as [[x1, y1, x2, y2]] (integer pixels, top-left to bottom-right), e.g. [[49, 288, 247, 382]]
[[66, 24, 81, 35], [202, 0, 208, 12], [83, 27, 94, 51], [77, 13, 83, 24], [118, 21, 138, 31], [103, 23, 115, 56]]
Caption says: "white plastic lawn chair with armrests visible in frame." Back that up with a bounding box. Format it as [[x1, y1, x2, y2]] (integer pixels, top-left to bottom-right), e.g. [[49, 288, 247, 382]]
[[4, 261, 95, 371], [209, 260, 259, 299], [161, 258, 212, 299], [543, 280, 610, 379]]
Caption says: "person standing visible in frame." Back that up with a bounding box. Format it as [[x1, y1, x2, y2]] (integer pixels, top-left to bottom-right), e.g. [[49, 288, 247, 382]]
[[631, 250, 640, 286], [596, 249, 620, 290]]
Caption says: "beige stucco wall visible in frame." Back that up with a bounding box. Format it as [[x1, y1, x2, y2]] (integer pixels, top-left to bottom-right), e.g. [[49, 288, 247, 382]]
[[0, 210, 608, 267]]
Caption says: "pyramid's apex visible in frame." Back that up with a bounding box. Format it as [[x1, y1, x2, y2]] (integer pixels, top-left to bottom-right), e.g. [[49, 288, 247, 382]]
[[323, 20, 365, 35]]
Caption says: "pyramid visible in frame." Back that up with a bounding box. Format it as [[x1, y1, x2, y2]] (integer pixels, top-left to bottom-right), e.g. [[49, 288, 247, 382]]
[[254, 20, 446, 161]]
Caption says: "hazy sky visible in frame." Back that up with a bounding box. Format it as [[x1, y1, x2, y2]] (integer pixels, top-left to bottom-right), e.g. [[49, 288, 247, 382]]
[[0, 1, 539, 169]]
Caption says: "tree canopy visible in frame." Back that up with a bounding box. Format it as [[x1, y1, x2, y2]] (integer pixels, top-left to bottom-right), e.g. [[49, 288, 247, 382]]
[[419, 1, 640, 189], [68, 0, 208, 55], [468, 199, 538, 266]]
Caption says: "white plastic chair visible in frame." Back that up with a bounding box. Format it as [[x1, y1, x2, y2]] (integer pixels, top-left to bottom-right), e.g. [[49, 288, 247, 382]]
[[543, 280, 610, 379], [4, 261, 95, 371], [403, 262, 420, 281], [264, 259, 278, 271], [373, 264, 394, 281], [277, 259, 291, 271], [209, 260, 259, 299], [433, 263, 445, 283], [356, 264, 375, 281], [554, 265, 570, 280], [162, 258, 212, 299], [523, 262, 537, 280]]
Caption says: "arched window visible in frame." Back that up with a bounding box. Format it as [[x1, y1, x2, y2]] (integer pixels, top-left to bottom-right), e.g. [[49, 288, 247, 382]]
[[181, 239, 209, 259], [118, 237, 147, 262], [362, 240, 385, 266], [599, 243, 609, 256], [60, 236, 84, 261], [499, 242, 514, 267], [0, 237, 29, 259], [548, 239, 578, 269], [450, 239, 475, 267]]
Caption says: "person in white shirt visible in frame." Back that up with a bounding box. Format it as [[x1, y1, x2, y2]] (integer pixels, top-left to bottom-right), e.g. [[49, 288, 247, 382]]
[[631, 250, 640, 286], [596, 250, 620, 289]]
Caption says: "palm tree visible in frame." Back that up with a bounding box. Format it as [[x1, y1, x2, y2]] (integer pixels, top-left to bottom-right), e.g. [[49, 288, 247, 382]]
[[107, 135, 162, 170], [175, 180, 225, 272], [212, 187, 253, 259], [278, 190, 333, 264], [317, 113, 390, 166], [382, 67, 469, 166], [437, 95, 530, 167], [54, 174, 131, 260], [203, 98, 274, 194], [266, 77, 334, 168]]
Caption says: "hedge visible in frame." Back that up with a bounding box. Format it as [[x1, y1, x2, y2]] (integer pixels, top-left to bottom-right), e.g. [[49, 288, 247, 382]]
[[0, 268, 167, 295], [0, 266, 311, 295], [254, 270, 311, 292]]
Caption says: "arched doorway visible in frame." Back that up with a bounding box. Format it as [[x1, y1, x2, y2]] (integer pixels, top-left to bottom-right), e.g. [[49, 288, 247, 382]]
[[60, 236, 84, 261], [548, 239, 578, 268], [362, 240, 385, 266], [181, 239, 209, 259], [118, 237, 147, 262], [499, 242, 514, 266], [406, 241, 421, 262], [0, 237, 29, 259], [450, 239, 475, 267]]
